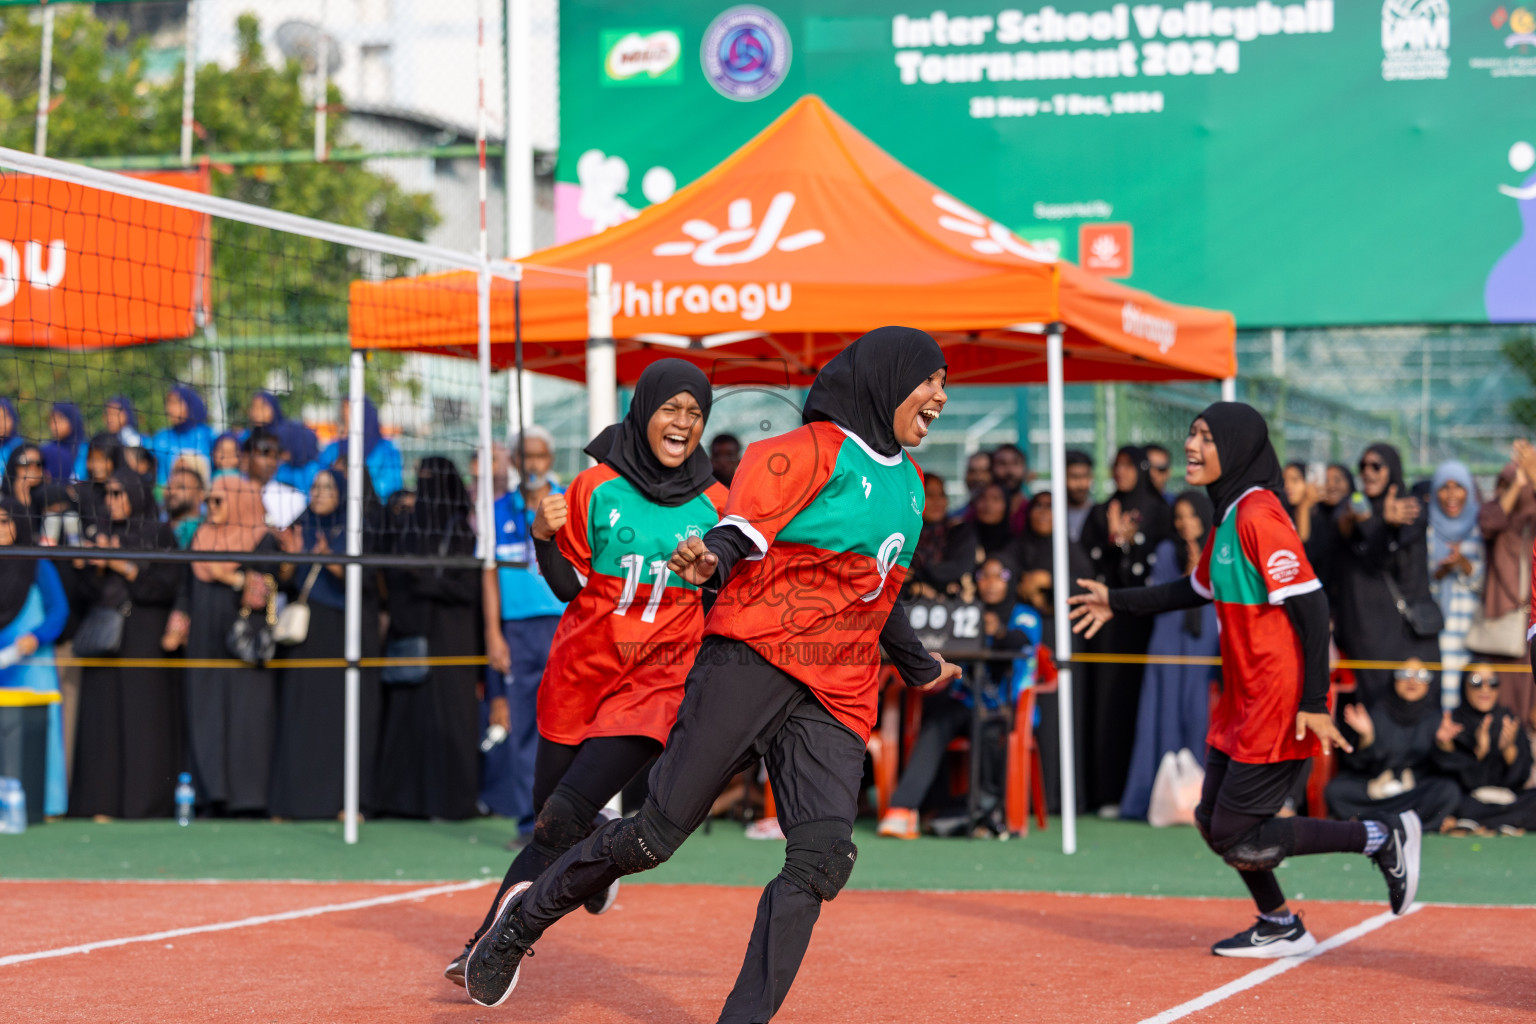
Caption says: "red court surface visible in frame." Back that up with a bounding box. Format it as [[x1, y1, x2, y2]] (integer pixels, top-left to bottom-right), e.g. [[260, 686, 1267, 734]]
[[2, 881, 1532, 1022]]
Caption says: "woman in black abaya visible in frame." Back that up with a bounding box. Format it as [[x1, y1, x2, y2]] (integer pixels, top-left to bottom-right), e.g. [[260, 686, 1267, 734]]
[[376, 457, 483, 820], [69, 471, 182, 819], [1078, 445, 1174, 813], [1333, 443, 1440, 707], [268, 468, 384, 819]]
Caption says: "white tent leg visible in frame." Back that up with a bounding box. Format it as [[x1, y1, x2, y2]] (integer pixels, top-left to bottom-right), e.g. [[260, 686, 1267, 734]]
[[585, 262, 619, 813], [1222, 376, 1236, 402], [1047, 323, 1077, 855], [343, 350, 366, 845]]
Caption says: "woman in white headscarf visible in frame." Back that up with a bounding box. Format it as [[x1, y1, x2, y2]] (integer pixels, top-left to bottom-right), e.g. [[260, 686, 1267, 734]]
[[1427, 460, 1484, 709]]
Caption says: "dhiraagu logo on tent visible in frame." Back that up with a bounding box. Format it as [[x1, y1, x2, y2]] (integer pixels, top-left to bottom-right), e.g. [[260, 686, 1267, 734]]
[[602, 29, 683, 86]]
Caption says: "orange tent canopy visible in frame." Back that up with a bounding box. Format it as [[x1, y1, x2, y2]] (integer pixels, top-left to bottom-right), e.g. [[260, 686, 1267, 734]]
[[349, 96, 1233, 385]]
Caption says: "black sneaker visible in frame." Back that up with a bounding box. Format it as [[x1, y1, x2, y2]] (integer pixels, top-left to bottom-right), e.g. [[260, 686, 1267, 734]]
[[1211, 916, 1317, 958], [1370, 810, 1421, 915], [442, 942, 471, 987], [465, 881, 537, 1007], [584, 807, 621, 915]]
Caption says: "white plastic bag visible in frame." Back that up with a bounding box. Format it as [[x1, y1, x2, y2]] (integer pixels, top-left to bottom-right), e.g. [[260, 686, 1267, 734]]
[[1148, 748, 1205, 828]]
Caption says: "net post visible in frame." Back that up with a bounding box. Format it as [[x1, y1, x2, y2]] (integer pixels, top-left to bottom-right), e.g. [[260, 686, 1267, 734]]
[[180, 0, 199, 166], [1222, 376, 1237, 402], [313, 0, 330, 163], [586, 263, 617, 461], [343, 349, 366, 845], [1047, 322, 1077, 855], [476, 262, 495, 570], [504, 0, 535, 259], [35, 3, 54, 157]]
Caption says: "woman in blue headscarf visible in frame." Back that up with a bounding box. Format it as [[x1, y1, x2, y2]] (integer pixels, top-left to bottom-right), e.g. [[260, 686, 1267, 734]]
[[0, 398, 23, 473], [1427, 460, 1484, 708], [246, 390, 321, 493], [104, 395, 141, 449], [148, 386, 213, 487], [40, 403, 87, 483], [268, 468, 384, 819], [316, 398, 402, 501]]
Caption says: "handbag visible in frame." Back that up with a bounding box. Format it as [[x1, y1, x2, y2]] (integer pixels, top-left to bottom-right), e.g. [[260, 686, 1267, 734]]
[[1466, 536, 1531, 658], [1147, 749, 1204, 828], [381, 635, 430, 685], [226, 574, 277, 666], [74, 603, 129, 657], [1382, 568, 1444, 639], [274, 565, 323, 646]]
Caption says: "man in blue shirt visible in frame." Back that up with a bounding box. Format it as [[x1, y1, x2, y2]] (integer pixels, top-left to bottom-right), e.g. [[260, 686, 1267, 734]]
[[481, 427, 566, 840]]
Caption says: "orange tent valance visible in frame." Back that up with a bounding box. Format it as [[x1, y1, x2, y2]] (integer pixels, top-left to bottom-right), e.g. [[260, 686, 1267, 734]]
[[349, 96, 1232, 385]]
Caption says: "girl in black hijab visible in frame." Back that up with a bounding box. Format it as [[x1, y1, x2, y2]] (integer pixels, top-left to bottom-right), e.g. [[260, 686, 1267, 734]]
[[449, 359, 728, 982], [1069, 402, 1423, 959], [461, 327, 962, 1015], [1434, 671, 1536, 833], [1334, 442, 1440, 706], [1077, 444, 1175, 812], [377, 456, 482, 822], [68, 469, 183, 819], [1326, 660, 1461, 829]]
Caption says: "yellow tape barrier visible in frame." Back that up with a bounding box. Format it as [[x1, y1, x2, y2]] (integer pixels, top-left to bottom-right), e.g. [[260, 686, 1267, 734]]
[[1064, 652, 1526, 673]]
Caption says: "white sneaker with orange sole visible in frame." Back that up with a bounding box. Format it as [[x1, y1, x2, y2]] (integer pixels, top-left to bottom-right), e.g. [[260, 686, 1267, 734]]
[[877, 808, 920, 839]]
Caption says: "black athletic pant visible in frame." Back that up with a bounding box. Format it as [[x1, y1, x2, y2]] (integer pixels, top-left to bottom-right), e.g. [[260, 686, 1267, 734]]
[[518, 637, 867, 1024], [1199, 747, 1369, 916], [472, 733, 662, 942]]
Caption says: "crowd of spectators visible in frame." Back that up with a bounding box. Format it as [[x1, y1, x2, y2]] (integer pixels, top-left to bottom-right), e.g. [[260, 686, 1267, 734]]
[[883, 439, 1536, 839], [2, 390, 1532, 842]]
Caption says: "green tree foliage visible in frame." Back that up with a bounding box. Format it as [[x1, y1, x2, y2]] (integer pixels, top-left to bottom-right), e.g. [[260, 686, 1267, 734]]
[[1502, 330, 1536, 432], [0, 10, 436, 440]]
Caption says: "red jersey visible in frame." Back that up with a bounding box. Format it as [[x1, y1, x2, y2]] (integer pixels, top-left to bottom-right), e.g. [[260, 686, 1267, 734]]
[[1192, 487, 1325, 763], [706, 422, 926, 741], [538, 464, 728, 745]]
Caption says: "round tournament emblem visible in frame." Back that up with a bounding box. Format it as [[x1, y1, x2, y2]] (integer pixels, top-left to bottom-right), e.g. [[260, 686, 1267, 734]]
[[701, 6, 791, 101]]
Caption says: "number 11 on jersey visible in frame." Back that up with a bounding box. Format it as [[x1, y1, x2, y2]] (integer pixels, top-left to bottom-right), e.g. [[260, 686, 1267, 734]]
[[614, 552, 672, 623]]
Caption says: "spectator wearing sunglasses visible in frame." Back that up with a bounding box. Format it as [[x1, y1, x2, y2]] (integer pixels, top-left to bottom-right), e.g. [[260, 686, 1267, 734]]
[[1434, 672, 1536, 834], [245, 427, 308, 531], [1145, 443, 1177, 504], [1325, 660, 1460, 828], [1333, 443, 1440, 707]]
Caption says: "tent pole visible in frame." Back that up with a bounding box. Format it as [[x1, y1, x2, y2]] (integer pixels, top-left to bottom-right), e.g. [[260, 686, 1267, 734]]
[[586, 263, 616, 460], [1047, 322, 1077, 855], [34, 3, 53, 157], [1222, 376, 1236, 402], [343, 349, 365, 845], [477, 263, 495, 573]]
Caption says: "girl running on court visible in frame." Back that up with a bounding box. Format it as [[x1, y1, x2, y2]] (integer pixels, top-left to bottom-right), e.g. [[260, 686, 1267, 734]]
[[1069, 402, 1421, 958], [444, 359, 727, 986], [464, 326, 962, 1017]]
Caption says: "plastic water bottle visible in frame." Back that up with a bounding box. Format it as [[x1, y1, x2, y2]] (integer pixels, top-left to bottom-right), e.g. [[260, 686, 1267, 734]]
[[175, 772, 195, 827], [0, 777, 26, 835]]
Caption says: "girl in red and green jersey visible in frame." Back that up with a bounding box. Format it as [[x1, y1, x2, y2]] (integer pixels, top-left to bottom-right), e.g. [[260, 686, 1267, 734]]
[[1071, 403, 1422, 960], [449, 359, 726, 987], [465, 327, 962, 1017]]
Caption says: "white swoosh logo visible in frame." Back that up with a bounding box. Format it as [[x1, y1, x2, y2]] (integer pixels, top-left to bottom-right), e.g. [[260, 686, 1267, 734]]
[[1250, 932, 1291, 945], [1500, 182, 1536, 200]]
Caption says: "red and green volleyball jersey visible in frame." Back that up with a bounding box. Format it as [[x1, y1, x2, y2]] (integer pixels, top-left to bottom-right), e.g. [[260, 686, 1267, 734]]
[[539, 464, 728, 746], [706, 421, 926, 741], [1191, 487, 1325, 764]]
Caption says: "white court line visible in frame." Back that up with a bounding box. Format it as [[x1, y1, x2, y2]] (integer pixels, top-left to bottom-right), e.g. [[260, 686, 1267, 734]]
[[0, 878, 492, 968], [1137, 904, 1420, 1024]]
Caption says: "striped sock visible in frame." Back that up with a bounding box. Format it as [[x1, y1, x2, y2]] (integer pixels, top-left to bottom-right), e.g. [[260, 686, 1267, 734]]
[[1363, 820, 1388, 856], [1259, 910, 1297, 927]]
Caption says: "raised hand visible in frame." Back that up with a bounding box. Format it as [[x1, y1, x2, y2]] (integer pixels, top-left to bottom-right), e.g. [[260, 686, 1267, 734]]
[[1382, 485, 1421, 527], [1512, 439, 1536, 486], [668, 536, 718, 586], [1435, 711, 1464, 751], [1475, 713, 1494, 760], [531, 494, 568, 541], [1498, 715, 1520, 755], [1342, 702, 1375, 748], [1067, 578, 1114, 639]]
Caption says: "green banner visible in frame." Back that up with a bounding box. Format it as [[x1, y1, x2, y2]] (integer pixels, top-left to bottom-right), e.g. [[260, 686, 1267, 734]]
[[558, 1, 1536, 327]]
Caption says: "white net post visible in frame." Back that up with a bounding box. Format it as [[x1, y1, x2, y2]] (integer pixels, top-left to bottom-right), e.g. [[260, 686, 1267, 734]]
[[586, 263, 616, 461], [343, 349, 366, 846], [1047, 322, 1077, 855]]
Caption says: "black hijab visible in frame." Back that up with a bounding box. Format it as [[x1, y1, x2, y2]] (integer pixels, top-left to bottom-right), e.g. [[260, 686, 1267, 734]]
[[1013, 492, 1053, 571], [1361, 442, 1405, 513], [584, 358, 716, 507], [1323, 463, 1355, 511], [1380, 672, 1440, 729], [103, 468, 160, 549], [1196, 402, 1284, 524], [1173, 490, 1215, 637], [409, 456, 474, 556], [802, 326, 946, 458], [0, 495, 36, 628]]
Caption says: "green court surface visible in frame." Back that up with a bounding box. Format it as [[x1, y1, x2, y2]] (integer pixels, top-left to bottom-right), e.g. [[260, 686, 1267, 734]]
[[2, 816, 1531, 905]]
